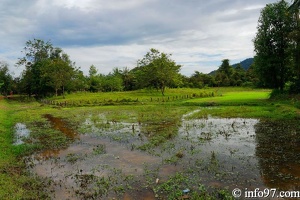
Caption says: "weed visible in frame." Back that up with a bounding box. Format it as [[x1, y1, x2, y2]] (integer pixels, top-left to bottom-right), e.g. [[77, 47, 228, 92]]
[[93, 144, 106, 155], [66, 153, 81, 164]]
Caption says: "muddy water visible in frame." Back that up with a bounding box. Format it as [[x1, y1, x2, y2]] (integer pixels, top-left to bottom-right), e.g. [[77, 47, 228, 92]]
[[255, 121, 300, 190], [44, 114, 79, 140], [26, 111, 300, 199]]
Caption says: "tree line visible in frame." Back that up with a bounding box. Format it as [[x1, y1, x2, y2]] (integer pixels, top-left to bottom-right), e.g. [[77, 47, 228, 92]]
[[1, 0, 299, 97], [0, 40, 256, 97]]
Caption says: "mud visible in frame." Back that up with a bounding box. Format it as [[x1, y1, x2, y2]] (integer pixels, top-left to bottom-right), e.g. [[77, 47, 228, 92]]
[[25, 111, 300, 199]]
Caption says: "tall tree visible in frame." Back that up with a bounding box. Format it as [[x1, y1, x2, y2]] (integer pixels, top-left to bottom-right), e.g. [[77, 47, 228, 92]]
[[17, 39, 54, 96], [121, 67, 135, 91], [17, 39, 75, 97], [288, 0, 300, 92], [102, 73, 123, 92], [232, 64, 246, 86], [137, 48, 181, 95], [70, 69, 89, 92], [42, 50, 75, 97], [189, 71, 214, 88], [253, 0, 295, 90], [88, 65, 101, 92], [0, 62, 13, 96], [215, 59, 233, 86]]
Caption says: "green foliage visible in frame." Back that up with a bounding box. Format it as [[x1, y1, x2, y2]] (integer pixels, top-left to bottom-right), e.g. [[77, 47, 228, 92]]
[[0, 62, 13, 96], [42, 52, 75, 97], [188, 71, 215, 88], [288, 0, 300, 93], [136, 48, 181, 95], [102, 73, 123, 92], [254, 1, 296, 90], [17, 39, 76, 97], [215, 59, 240, 87]]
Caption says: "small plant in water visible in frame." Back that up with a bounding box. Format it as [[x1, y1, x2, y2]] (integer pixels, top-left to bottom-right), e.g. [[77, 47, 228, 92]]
[[176, 149, 184, 158], [93, 144, 106, 155], [66, 153, 81, 164]]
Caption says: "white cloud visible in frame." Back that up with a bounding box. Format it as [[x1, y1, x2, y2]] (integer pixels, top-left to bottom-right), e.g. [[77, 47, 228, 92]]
[[0, 0, 279, 77]]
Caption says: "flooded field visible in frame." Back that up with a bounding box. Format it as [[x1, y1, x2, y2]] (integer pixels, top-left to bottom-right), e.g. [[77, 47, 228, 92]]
[[21, 109, 300, 199]]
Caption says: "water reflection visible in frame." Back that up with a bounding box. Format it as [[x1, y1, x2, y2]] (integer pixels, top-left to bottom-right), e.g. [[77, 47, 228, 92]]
[[25, 111, 300, 199], [44, 114, 79, 140], [255, 120, 300, 190], [14, 123, 30, 145]]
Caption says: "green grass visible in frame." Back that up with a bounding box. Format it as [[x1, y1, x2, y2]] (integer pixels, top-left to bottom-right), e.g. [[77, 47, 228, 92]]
[[0, 100, 49, 199], [44, 87, 300, 120], [1, 87, 299, 199], [0, 100, 71, 199], [186, 89, 270, 104], [47, 88, 217, 106], [0, 100, 18, 198]]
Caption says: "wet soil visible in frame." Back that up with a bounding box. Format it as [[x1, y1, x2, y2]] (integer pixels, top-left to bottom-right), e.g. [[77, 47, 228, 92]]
[[22, 111, 300, 199]]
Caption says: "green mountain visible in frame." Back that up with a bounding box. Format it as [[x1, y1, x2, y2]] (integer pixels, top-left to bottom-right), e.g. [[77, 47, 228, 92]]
[[232, 58, 254, 70], [208, 58, 254, 75]]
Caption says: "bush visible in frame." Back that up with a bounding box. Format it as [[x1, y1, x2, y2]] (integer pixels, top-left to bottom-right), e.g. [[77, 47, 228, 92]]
[[269, 89, 289, 100], [289, 80, 300, 94]]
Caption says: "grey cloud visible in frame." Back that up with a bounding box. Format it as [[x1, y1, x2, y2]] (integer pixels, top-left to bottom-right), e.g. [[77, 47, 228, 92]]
[[0, 0, 279, 76]]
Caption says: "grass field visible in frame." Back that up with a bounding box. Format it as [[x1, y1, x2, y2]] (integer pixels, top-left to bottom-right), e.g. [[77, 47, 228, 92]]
[[1, 87, 299, 199]]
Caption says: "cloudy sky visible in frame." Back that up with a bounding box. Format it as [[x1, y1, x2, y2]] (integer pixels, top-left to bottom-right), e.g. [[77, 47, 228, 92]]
[[1, 0, 280, 77]]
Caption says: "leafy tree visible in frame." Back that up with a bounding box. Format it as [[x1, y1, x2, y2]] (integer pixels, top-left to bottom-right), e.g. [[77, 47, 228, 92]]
[[17, 39, 76, 97], [89, 65, 98, 77], [231, 64, 246, 86], [121, 67, 135, 91], [88, 65, 101, 92], [17, 39, 52, 96], [215, 59, 233, 86], [254, 0, 295, 90], [0, 62, 13, 96], [189, 71, 215, 88], [137, 48, 181, 95], [102, 73, 123, 92], [42, 49, 75, 97], [70, 69, 89, 92], [244, 64, 259, 87]]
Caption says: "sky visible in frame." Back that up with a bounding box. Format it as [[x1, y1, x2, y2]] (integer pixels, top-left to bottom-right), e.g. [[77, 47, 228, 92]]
[[0, 0, 280, 77]]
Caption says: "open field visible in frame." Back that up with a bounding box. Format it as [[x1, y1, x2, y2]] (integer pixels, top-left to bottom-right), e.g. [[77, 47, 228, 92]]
[[1, 87, 300, 199]]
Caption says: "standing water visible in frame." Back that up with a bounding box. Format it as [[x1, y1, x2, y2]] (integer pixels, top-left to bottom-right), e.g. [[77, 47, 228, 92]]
[[14, 123, 30, 145], [25, 110, 300, 199]]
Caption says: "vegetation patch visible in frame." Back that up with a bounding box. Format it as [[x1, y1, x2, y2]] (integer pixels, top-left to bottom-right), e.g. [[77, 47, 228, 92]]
[[0, 87, 299, 199]]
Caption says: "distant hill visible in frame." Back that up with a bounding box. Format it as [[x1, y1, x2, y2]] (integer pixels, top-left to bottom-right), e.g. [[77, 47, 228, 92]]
[[208, 58, 254, 75], [232, 58, 254, 70]]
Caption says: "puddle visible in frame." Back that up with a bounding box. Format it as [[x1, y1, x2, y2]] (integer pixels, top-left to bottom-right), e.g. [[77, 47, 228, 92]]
[[26, 111, 300, 199], [14, 123, 30, 145], [44, 114, 79, 140]]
